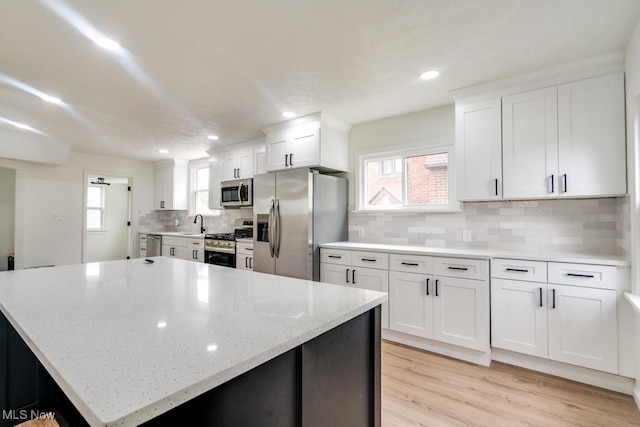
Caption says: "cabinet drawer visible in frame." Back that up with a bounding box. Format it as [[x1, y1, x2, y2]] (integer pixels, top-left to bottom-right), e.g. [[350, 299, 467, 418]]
[[491, 259, 547, 283], [237, 242, 254, 255], [548, 263, 616, 290], [351, 251, 388, 270], [139, 234, 147, 242], [320, 248, 352, 266], [389, 254, 430, 274], [162, 236, 187, 247], [433, 257, 488, 280], [187, 238, 204, 249]]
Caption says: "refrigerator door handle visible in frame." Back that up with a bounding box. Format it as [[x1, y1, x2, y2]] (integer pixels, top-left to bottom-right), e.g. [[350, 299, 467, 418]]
[[274, 199, 281, 258], [268, 199, 275, 257]]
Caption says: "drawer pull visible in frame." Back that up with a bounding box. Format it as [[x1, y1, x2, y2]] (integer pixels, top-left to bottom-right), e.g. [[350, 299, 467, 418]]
[[361, 258, 377, 262], [566, 273, 595, 278], [401, 262, 419, 266], [505, 268, 529, 273], [447, 266, 468, 271], [328, 255, 342, 259], [246, 248, 253, 251], [425, 278, 430, 296]]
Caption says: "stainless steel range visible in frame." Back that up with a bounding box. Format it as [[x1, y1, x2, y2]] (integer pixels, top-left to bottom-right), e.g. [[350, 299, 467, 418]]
[[204, 219, 253, 268]]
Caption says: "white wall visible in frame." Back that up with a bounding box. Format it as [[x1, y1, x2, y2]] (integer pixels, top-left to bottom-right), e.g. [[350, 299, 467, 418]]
[[2, 151, 155, 269], [347, 104, 455, 206], [86, 182, 130, 262], [0, 167, 15, 270]]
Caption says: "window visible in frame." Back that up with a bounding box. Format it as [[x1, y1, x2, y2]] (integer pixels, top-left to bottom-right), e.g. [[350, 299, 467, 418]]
[[359, 146, 459, 211], [190, 160, 221, 216], [87, 185, 105, 230]]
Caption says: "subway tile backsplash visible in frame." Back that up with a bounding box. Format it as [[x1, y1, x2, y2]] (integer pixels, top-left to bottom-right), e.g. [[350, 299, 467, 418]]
[[138, 208, 252, 235], [348, 197, 630, 258]]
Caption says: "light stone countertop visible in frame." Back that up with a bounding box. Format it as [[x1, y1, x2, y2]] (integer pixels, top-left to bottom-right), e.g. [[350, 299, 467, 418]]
[[319, 241, 630, 267], [0, 257, 386, 426]]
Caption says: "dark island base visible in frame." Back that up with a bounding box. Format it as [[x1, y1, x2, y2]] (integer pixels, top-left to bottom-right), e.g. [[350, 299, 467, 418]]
[[1, 307, 381, 427]]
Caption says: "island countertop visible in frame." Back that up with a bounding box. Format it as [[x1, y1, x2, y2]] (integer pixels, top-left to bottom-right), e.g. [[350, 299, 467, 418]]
[[0, 257, 387, 426]]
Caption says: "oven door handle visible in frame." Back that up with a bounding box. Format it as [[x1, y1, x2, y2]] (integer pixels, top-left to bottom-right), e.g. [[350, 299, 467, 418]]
[[274, 199, 281, 258], [268, 199, 275, 258]]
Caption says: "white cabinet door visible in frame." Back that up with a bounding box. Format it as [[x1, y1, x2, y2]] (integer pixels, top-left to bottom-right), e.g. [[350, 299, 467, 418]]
[[289, 123, 320, 169], [154, 161, 188, 210], [491, 278, 548, 358], [320, 262, 348, 285], [502, 87, 559, 199], [254, 146, 267, 176], [389, 271, 432, 339], [557, 73, 626, 197], [208, 160, 223, 210], [223, 149, 254, 180], [266, 130, 290, 171], [455, 98, 503, 201], [237, 254, 253, 270], [432, 276, 490, 351], [154, 166, 171, 210], [162, 244, 186, 259], [547, 284, 618, 373], [352, 267, 390, 329]]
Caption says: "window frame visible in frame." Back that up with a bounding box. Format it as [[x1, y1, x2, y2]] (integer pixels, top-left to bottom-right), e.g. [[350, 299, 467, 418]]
[[357, 144, 461, 213], [189, 159, 221, 217], [86, 184, 106, 231]]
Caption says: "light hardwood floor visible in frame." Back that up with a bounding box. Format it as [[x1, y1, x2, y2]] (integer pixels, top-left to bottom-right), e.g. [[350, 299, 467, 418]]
[[382, 340, 640, 426]]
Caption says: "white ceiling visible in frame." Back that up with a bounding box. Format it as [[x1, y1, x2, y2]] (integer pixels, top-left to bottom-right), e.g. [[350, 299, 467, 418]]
[[2, 0, 640, 162]]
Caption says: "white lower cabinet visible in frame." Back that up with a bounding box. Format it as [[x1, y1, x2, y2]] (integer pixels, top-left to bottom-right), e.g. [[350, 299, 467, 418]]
[[491, 259, 618, 374], [389, 254, 490, 352], [236, 241, 254, 270], [320, 249, 389, 329], [162, 235, 204, 262]]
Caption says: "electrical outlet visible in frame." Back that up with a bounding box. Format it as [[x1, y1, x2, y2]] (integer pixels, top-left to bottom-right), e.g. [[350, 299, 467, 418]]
[[462, 229, 472, 243]]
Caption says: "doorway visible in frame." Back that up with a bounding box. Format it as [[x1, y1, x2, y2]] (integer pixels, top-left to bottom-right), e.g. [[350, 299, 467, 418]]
[[0, 166, 15, 271], [83, 172, 132, 263]]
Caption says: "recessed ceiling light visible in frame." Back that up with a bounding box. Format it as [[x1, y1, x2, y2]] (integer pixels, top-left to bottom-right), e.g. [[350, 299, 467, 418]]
[[282, 112, 296, 118], [420, 70, 440, 80], [159, 149, 169, 154], [207, 135, 219, 140], [94, 37, 121, 51]]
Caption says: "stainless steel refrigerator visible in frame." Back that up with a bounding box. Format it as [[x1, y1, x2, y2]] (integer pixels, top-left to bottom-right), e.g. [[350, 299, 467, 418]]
[[253, 169, 347, 281]]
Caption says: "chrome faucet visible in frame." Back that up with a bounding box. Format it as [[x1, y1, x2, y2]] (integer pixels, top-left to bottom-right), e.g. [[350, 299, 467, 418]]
[[194, 214, 205, 234]]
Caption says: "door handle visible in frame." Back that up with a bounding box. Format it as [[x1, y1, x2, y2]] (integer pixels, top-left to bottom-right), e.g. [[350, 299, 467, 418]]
[[352, 269, 356, 284], [285, 154, 289, 167], [561, 174, 568, 193], [274, 199, 281, 258], [539, 287, 543, 307], [549, 174, 555, 194], [426, 278, 430, 296], [268, 200, 275, 258], [290, 153, 293, 166], [494, 178, 499, 196], [435, 279, 439, 297], [346, 268, 350, 283]]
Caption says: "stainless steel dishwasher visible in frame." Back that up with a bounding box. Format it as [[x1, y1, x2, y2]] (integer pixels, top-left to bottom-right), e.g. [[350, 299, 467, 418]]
[[146, 234, 162, 257]]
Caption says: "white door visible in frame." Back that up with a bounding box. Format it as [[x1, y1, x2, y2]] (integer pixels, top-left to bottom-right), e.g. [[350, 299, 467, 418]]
[[547, 284, 618, 373], [455, 98, 502, 200], [432, 276, 489, 351], [352, 267, 390, 329], [389, 271, 432, 339], [491, 279, 548, 358], [502, 87, 559, 198], [320, 262, 348, 285], [557, 73, 626, 197]]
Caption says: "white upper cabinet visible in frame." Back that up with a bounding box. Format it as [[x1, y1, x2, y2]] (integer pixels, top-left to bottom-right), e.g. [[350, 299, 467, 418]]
[[455, 98, 503, 201], [557, 73, 626, 197], [154, 159, 188, 210], [455, 70, 627, 201], [262, 112, 351, 173], [502, 87, 559, 198], [222, 148, 254, 180]]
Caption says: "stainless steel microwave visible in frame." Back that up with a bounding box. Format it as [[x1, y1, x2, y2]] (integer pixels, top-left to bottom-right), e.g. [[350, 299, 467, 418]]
[[220, 178, 253, 207]]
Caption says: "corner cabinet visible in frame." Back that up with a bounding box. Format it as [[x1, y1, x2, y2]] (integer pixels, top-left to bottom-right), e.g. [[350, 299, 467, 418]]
[[262, 112, 351, 173], [456, 72, 627, 201], [155, 159, 188, 210]]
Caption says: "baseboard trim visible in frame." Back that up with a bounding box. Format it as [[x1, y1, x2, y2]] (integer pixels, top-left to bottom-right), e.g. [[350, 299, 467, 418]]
[[382, 329, 491, 367], [634, 385, 640, 410], [492, 348, 635, 395]]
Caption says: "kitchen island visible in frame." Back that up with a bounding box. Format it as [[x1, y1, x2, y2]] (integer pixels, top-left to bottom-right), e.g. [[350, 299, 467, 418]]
[[0, 257, 386, 426]]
